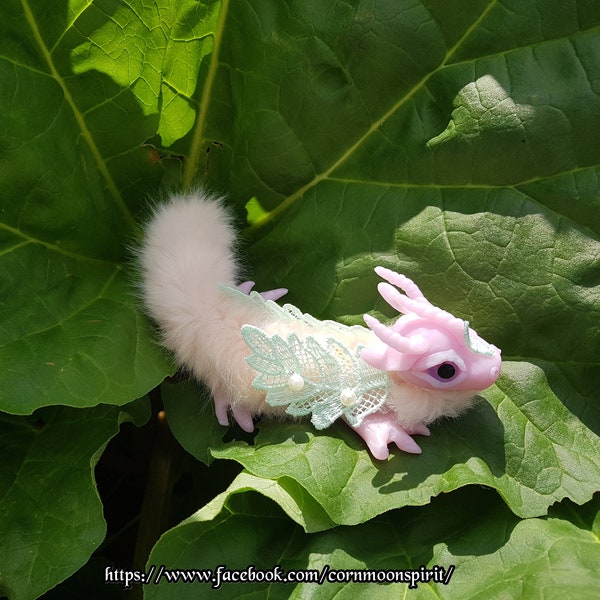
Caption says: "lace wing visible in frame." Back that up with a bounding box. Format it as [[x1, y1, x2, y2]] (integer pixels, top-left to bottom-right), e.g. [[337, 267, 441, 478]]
[[242, 324, 389, 429]]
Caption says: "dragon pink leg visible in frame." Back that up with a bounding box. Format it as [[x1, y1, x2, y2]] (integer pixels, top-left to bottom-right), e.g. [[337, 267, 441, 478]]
[[212, 281, 287, 432], [213, 384, 255, 433], [351, 412, 430, 460]]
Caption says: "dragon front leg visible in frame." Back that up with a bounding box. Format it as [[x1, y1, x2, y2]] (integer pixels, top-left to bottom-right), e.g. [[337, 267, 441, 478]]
[[350, 412, 430, 460]]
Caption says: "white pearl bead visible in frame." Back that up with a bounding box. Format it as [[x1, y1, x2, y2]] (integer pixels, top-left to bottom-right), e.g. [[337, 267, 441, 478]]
[[287, 372, 304, 391], [340, 387, 357, 407]]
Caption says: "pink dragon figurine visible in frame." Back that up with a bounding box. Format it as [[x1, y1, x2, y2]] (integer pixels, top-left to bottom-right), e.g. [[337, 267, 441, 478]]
[[140, 192, 502, 459]]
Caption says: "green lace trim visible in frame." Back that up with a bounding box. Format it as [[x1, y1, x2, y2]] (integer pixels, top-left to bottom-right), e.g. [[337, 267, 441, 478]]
[[242, 324, 389, 429]]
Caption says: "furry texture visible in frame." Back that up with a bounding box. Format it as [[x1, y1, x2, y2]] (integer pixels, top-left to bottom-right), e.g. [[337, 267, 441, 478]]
[[139, 191, 501, 459], [139, 192, 273, 415]]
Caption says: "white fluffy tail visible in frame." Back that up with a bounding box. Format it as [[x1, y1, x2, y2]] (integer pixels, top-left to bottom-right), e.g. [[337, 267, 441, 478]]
[[139, 191, 240, 358]]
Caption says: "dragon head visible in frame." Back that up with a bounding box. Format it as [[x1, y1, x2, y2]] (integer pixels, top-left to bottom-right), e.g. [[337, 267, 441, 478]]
[[361, 267, 501, 392]]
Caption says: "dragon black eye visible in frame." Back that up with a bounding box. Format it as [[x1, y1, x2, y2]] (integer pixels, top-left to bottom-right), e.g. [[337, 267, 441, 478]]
[[436, 363, 456, 380], [425, 360, 462, 385]]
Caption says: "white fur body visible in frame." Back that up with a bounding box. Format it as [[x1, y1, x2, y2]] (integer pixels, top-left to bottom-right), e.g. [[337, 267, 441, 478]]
[[139, 192, 275, 416], [139, 192, 479, 434]]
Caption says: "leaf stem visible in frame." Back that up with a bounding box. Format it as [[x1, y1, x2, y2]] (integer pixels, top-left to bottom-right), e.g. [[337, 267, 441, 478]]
[[182, 0, 231, 190], [130, 403, 178, 600]]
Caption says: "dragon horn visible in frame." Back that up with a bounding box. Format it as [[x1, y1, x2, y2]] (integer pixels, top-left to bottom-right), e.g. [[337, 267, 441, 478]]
[[374, 267, 427, 301], [363, 314, 430, 354], [377, 281, 465, 337], [377, 282, 431, 316]]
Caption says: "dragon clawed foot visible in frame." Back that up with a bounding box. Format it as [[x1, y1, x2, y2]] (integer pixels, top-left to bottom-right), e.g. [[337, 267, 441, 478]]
[[351, 413, 430, 460], [213, 385, 255, 433]]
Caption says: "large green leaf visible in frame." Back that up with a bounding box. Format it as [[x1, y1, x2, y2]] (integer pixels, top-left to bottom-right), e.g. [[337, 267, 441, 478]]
[[0, 399, 150, 600], [225, 0, 600, 521], [0, 0, 174, 414], [145, 487, 600, 599], [164, 366, 600, 524]]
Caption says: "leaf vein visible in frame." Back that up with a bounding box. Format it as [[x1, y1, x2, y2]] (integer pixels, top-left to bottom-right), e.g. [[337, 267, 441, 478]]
[[19, 0, 136, 230], [247, 0, 499, 231], [0, 221, 119, 266]]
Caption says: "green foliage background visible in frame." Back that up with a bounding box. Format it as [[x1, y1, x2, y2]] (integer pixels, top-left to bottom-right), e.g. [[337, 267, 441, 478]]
[[1, 0, 599, 598]]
